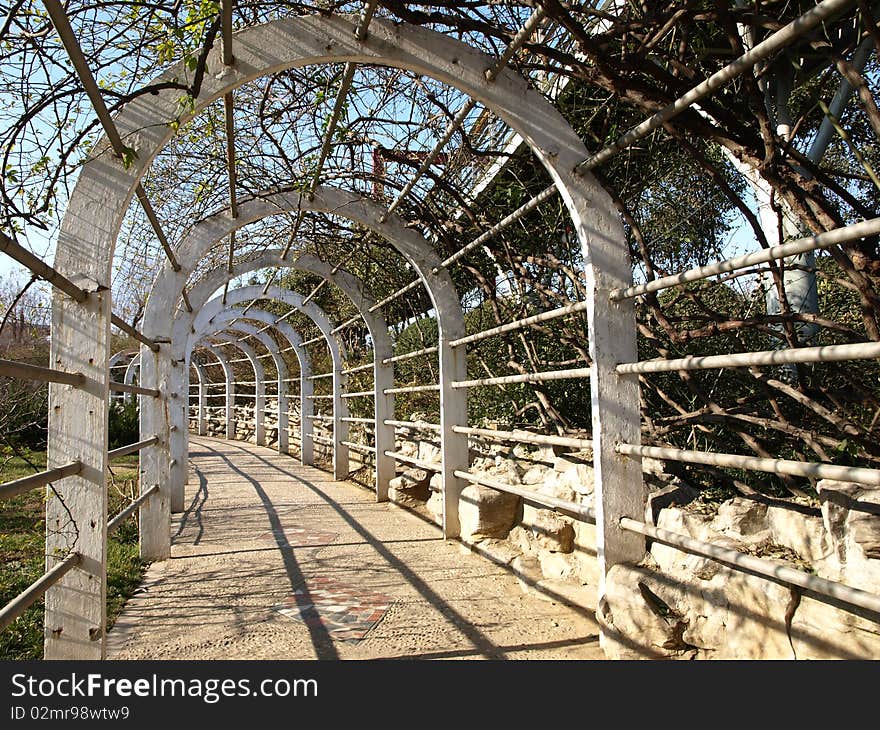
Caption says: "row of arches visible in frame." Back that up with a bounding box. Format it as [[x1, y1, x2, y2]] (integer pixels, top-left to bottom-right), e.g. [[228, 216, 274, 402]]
[[43, 13, 640, 659]]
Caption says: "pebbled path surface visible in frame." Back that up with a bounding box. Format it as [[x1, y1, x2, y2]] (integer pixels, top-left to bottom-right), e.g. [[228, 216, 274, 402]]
[[106, 436, 603, 660]]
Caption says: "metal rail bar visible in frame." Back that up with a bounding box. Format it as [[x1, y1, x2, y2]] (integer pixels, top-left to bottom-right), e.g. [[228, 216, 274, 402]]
[[312, 435, 334, 445], [109, 382, 159, 397], [107, 484, 160, 534], [617, 341, 880, 375], [617, 443, 880, 486], [0, 552, 81, 632], [341, 440, 376, 453], [307, 373, 333, 380], [0, 231, 87, 303], [108, 436, 159, 460], [454, 469, 595, 522], [453, 367, 590, 388], [331, 314, 361, 334], [0, 359, 84, 386], [382, 346, 438, 364], [450, 300, 588, 347], [0, 233, 160, 351], [301, 336, 324, 347], [341, 417, 375, 424], [306, 394, 333, 399], [383, 450, 440, 471], [452, 426, 592, 450], [619, 517, 880, 618], [342, 363, 374, 375], [306, 414, 333, 421], [383, 384, 440, 394], [341, 390, 374, 398], [0, 461, 83, 501], [111, 315, 160, 352], [576, 0, 856, 173], [383, 419, 441, 432], [381, 6, 546, 222], [42, 0, 189, 295], [611, 217, 880, 301]]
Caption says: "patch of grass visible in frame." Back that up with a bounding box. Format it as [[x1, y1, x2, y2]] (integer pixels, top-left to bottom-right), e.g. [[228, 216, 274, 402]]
[[0, 450, 149, 659]]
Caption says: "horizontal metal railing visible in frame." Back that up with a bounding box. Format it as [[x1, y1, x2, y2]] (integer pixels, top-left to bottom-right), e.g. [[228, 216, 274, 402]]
[[109, 382, 160, 397], [383, 384, 440, 394], [0, 461, 83, 501], [107, 484, 160, 534], [611, 217, 880, 301], [382, 346, 439, 364], [0, 552, 81, 632], [452, 367, 590, 389], [108, 436, 159, 460], [0, 358, 85, 386], [617, 341, 880, 374], [453, 426, 592, 450], [449, 301, 588, 348], [618, 443, 880, 487], [341, 441, 376, 454], [383, 450, 440, 472], [384, 419, 441, 432], [342, 362, 374, 375]]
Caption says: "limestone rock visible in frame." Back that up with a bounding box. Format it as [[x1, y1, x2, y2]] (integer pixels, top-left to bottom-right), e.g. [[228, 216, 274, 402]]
[[459, 484, 520, 541], [521, 464, 550, 485], [417, 439, 441, 465], [599, 564, 694, 660], [600, 561, 796, 660], [766, 504, 833, 563], [519, 507, 575, 553], [712, 497, 769, 538], [552, 455, 595, 495], [538, 551, 579, 583], [388, 468, 430, 506], [536, 472, 577, 504], [641, 457, 667, 477], [645, 481, 699, 525], [426, 490, 444, 525], [789, 593, 880, 659]]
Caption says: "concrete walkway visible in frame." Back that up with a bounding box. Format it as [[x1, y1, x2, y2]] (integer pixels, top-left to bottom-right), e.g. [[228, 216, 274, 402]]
[[107, 436, 604, 660]]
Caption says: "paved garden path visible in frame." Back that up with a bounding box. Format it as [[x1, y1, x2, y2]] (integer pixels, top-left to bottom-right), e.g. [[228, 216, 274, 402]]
[[107, 436, 603, 660]]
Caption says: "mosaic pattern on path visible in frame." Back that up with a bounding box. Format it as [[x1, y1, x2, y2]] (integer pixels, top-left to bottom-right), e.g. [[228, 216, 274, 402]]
[[273, 577, 394, 642], [258, 525, 339, 547]]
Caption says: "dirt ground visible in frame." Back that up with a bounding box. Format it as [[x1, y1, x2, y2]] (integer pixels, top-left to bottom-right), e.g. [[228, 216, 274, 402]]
[[106, 436, 604, 660]]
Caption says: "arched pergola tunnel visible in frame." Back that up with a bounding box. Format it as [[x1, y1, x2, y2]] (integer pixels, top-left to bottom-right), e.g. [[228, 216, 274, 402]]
[[2, 0, 880, 660]]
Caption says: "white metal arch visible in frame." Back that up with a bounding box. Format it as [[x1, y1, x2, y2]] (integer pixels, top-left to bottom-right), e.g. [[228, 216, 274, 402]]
[[140, 189, 467, 531], [190, 359, 208, 436], [205, 337, 266, 445], [200, 308, 314, 465], [47, 13, 637, 659], [161, 250, 396, 502]]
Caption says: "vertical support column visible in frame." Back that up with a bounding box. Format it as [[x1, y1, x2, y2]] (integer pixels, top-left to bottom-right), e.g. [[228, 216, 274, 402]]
[[277, 371, 289, 454], [193, 361, 208, 436], [210, 347, 236, 440], [166, 359, 187, 512], [575, 193, 647, 630], [253, 357, 266, 447], [138, 345, 172, 560], [439, 336, 468, 539], [373, 345, 395, 502], [300, 370, 314, 465], [45, 279, 110, 659], [333, 365, 350, 480]]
